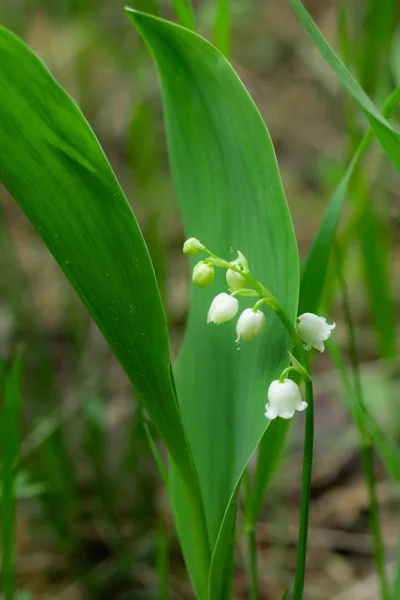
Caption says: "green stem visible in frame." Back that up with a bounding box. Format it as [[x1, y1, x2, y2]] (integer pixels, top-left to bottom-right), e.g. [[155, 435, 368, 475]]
[[335, 245, 391, 600], [279, 366, 298, 382], [203, 246, 316, 598], [361, 445, 390, 600], [157, 506, 170, 600], [274, 305, 314, 599], [292, 374, 314, 600], [243, 469, 259, 600]]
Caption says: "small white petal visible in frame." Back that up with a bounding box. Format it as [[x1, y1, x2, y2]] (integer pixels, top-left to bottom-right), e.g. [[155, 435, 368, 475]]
[[295, 401, 308, 412], [265, 404, 278, 420], [280, 410, 295, 419]]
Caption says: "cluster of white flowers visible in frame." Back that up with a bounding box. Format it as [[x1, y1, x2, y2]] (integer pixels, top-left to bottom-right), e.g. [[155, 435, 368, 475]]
[[184, 238, 266, 342], [183, 237, 336, 420]]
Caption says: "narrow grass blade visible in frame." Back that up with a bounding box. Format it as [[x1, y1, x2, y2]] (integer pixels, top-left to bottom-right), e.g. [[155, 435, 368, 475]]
[[127, 9, 299, 595], [1, 352, 23, 600], [300, 85, 400, 315], [328, 339, 400, 482], [171, 0, 195, 30], [288, 0, 400, 172], [143, 420, 168, 486], [359, 196, 396, 358], [393, 529, 400, 598], [156, 508, 170, 600], [213, 0, 231, 58]]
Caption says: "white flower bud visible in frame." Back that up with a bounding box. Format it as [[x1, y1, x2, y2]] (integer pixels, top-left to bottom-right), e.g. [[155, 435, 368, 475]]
[[183, 237, 204, 256], [297, 312, 336, 353], [226, 268, 247, 292], [192, 261, 215, 287], [207, 293, 239, 324], [265, 379, 307, 420], [236, 308, 265, 341]]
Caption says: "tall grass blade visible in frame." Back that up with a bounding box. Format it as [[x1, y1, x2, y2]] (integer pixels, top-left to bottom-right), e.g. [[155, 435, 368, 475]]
[[213, 0, 231, 58], [288, 0, 400, 172], [1, 352, 23, 600], [171, 0, 195, 30], [359, 196, 396, 357], [300, 85, 400, 315]]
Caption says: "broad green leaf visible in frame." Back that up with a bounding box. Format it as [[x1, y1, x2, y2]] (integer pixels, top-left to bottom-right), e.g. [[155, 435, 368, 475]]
[[289, 0, 400, 172], [127, 9, 299, 595], [0, 24, 185, 479], [0, 25, 210, 592]]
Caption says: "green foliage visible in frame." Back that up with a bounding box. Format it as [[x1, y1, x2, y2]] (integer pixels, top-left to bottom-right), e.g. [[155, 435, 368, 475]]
[[0, 21, 210, 594], [127, 9, 299, 596], [0, 24, 192, 484], [289, 0, 400, 172]]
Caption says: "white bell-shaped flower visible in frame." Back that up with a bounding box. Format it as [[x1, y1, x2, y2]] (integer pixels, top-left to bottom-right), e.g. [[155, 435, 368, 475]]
[[207, 293, 239, 324], [297, 312, 336, 352], [226, 267, 247, 291], [192, 261, 215, 287], [183, 237, 204, 255], [265, 379, 307, 420], [236, 308, 265, 341]]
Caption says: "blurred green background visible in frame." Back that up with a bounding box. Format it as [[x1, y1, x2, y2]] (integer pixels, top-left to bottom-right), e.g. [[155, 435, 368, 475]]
[[0, 0, 400, 598]]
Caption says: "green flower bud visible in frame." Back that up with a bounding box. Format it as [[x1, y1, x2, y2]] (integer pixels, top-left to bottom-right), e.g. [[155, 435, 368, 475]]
[[183, 237, 204, 256], [226, 267, 247, 291], [192, 261, 215, 287]]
